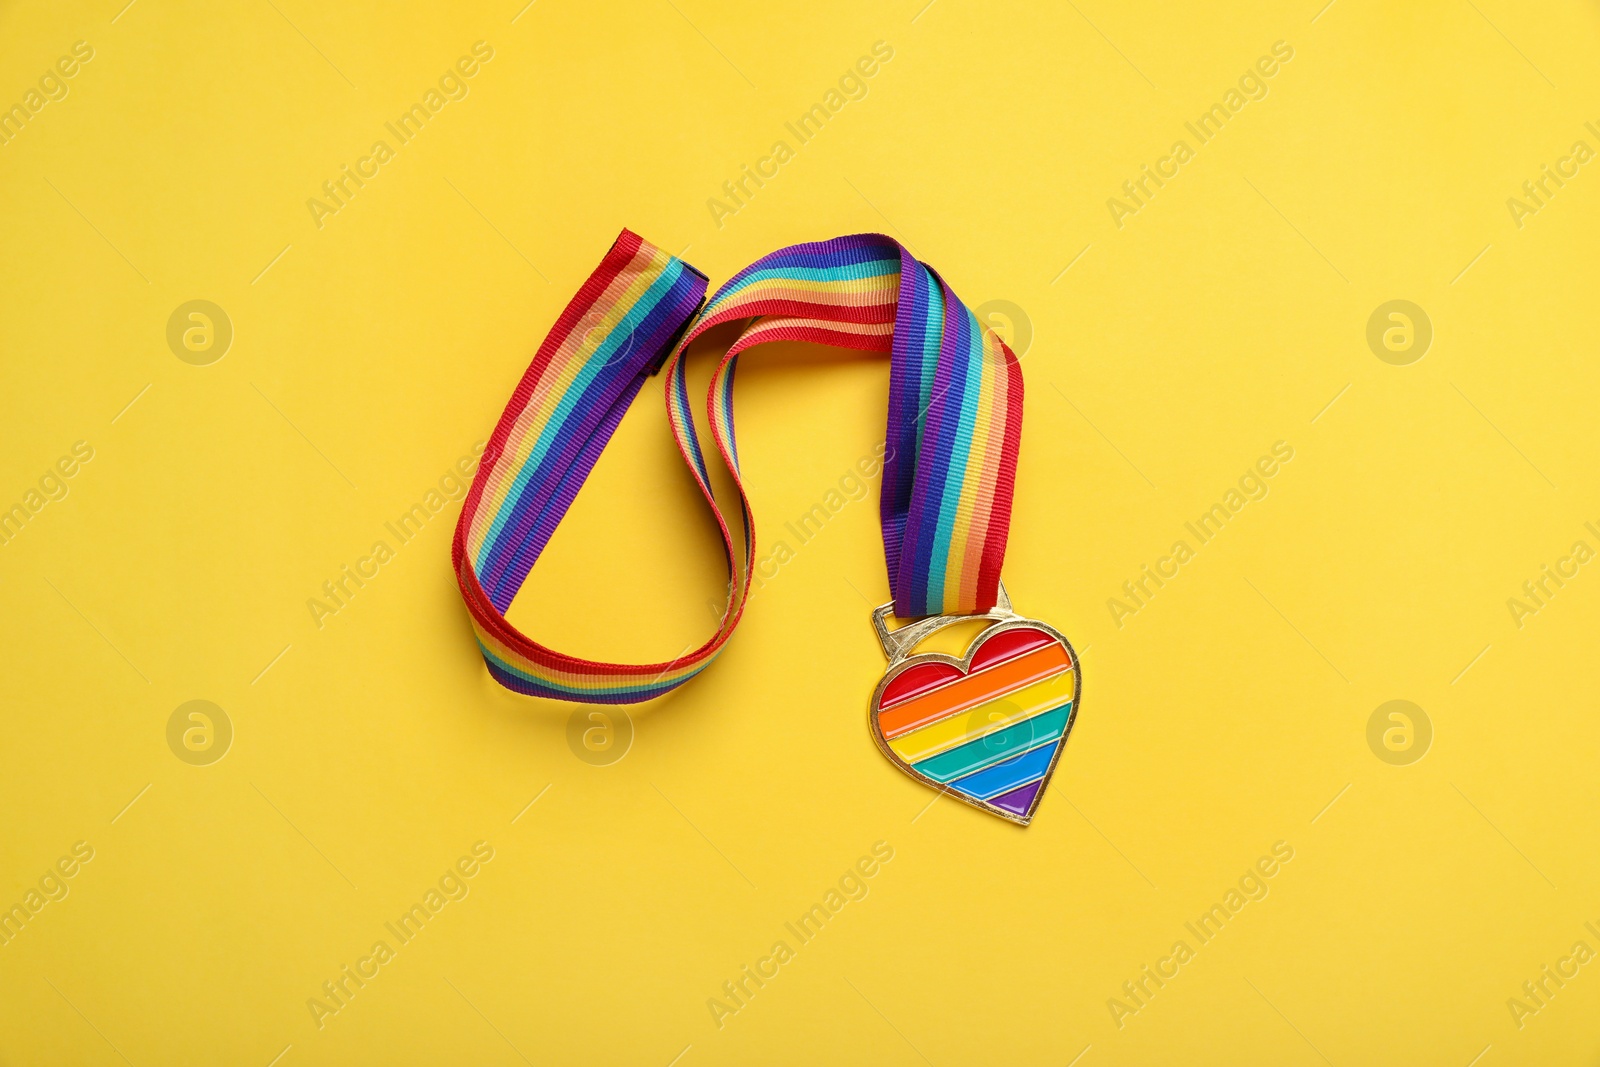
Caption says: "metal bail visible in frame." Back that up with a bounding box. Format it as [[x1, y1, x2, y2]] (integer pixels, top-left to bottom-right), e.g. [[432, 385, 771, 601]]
[[870, 581, 1019, 667]]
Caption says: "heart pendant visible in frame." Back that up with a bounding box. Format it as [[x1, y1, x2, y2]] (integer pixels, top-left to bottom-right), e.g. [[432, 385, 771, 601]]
[[868, 585, 1079, 826]]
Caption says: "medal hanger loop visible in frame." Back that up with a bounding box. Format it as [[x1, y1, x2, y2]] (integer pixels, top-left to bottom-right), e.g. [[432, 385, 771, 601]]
[[871, 581, 1018, 666]]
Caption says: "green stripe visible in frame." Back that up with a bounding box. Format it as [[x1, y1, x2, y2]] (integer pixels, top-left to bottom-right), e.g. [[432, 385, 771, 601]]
[[911, 704, 1070, 784]]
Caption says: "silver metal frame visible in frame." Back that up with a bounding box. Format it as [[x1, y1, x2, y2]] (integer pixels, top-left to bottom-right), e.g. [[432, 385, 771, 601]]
[[867, 583, 1081, 827]]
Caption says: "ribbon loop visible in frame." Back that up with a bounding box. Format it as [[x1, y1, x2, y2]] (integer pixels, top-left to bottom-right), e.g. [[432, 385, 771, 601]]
[[453, 229, 1023, 702]]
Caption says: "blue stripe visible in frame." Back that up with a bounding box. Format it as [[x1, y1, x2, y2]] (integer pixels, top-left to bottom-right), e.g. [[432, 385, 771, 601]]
[[726, 260, 900, 290], [478, 260, 688, 584], [481, 641, 712, 700], [720, 360, 740, 470], [905, 279, 970, 615], [944, 737, 1060, 801], [709, 237, 901, 305], [673, 356, 712, 487], [924, 304, 984, 610], [910, 705, 1070, 784]]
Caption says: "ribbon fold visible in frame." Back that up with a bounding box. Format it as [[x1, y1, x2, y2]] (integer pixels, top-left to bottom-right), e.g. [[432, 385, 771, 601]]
[[452, 229, 1023, 702]]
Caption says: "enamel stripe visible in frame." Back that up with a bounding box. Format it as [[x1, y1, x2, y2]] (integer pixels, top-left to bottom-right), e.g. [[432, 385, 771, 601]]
[[877, 642, 1073, 738], [887, 670, 1076, 764], [944, 738, 1060, 801], [910, 705, 1071, 784]]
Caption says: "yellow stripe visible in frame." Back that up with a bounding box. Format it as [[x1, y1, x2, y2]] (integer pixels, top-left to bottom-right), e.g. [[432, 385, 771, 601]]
[[470, 249, 668, 559], [887, 669, 1076, 764], [940, 328, 999, 612]]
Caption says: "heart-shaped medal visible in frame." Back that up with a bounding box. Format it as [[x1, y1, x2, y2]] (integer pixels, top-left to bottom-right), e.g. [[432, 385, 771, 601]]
[[868, 585, 1079, 825]]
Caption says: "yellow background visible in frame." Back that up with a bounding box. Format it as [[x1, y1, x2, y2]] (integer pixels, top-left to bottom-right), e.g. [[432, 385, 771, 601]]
[[3, 0, 1599, 1063]]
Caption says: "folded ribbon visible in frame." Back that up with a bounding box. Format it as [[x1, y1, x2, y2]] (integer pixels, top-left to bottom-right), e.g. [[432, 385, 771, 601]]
[[452, 229, 1023, 702]]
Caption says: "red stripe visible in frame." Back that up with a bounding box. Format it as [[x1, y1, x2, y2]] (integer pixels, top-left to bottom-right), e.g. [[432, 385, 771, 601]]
[[734, 322, 894, 355], [690, 297, 895, 337], [452, 230, 641, 590], [970, 625, 1058, 670], [452, 230, 730, 680], [974, 337, 1023, 611], [879, 626, 1058, 709], [878, 643, 1072, 738]]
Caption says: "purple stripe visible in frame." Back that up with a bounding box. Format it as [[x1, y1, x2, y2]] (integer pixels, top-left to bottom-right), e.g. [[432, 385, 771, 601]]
[[483, 657, 678, 704], [708, 234, 900, 307], [482, 289, 689, 601], [486, 357, 653, 611], [481, 230, 1007, 626], [721, 358, 739, 467], [482, 272, 704, 605], [480, 310, 658, 595], [988, 778, 1043, 817], [880, 249, 930, 611], [715, 358, 755, 571], [672, 350, 711, 488], [900, 274, 976, 616]]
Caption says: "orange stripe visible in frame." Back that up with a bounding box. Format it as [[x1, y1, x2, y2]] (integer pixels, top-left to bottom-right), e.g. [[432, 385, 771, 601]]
[[720, 283, 893, 308], [957, 350, 1009, 607], [878, 642, 1072, 739]]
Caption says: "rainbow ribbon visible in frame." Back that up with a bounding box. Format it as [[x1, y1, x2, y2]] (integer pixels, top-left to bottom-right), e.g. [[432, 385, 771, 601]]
[[452, 230, 1023, 702]]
